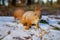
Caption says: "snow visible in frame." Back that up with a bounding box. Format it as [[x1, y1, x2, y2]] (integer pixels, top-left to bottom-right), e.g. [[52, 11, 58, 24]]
[[41, 15, 60, 28], [42, 30, 60, 40], [0, 16, 60, 40], [41, 16, 49, 21], [0, 16, 14, 22], [47, 18, 60, 28], [39, 23, 51, 30]]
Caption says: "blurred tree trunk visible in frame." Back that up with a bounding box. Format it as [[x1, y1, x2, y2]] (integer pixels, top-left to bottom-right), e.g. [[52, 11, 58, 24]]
[[8, 0, 11, 6], [0, 0, 1, 5], [46, 0, 50, 6], [39, 0, 42, 6], [50, 0, 53, 6], [57, 0, 60, 4], [31, 0, 34, 4], [42, 1, 44, 5], [27, 0, 31, 6], [12, 0, 16, 6], [2, 0, 5, 5]]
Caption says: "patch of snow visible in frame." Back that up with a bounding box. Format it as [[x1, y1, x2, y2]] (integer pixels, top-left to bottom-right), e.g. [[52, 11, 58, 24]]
[[42, 16, 48, 21], [32, 35, 40, 40], [0, 25, 11, 39], [0, 16, 14, 22], [42, 30, 60, 40], [0, 16, 60, 40], [39, 23, 51, 31]]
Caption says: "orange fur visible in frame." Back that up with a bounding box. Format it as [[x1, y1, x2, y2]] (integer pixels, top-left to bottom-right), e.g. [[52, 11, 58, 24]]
[[21, 11, 40, 30], [14, 8, 25, 20], [21, 6, 41, 30], [13, 6, 41, 30]]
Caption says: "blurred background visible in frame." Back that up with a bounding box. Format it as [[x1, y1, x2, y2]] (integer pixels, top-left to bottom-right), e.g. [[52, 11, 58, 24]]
[[0, 0, 60, 16]]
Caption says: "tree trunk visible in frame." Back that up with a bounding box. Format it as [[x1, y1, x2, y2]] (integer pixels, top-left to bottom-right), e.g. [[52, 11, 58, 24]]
[[2, 0, 5, 5], [0, 0, 1, 5], [12, 0, 16, 6], [39, 0, 42, 6], [50, 0, 53, 6], [27, 0, 31, 6], [46, 0, 50, 6], [57, 0, 60, 4]]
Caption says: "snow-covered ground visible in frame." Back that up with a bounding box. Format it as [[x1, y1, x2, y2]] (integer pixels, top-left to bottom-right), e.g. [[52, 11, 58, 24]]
[[0, 15, 60, 40]]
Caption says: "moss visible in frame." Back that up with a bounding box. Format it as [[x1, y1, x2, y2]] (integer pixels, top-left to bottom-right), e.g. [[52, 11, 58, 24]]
[[40, 20, 48, 24]]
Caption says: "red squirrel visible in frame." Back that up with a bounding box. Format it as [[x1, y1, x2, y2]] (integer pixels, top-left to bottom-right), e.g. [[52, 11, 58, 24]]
[[14, 6, 41, 30], [21, 6, 41, 30]]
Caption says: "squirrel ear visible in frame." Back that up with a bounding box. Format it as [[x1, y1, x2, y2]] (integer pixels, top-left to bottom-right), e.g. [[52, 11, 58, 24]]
[[35, 5, 40, 11]]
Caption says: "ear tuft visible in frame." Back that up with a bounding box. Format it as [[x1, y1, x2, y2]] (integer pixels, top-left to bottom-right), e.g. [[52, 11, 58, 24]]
[[35, 5, 40, 11]]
